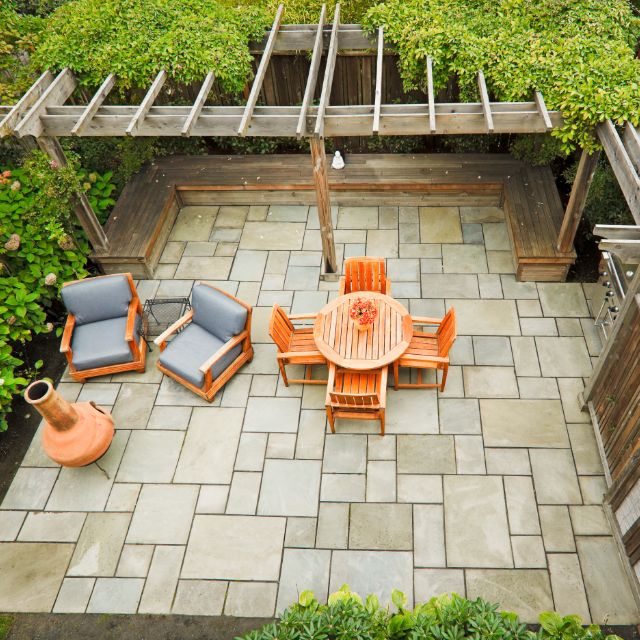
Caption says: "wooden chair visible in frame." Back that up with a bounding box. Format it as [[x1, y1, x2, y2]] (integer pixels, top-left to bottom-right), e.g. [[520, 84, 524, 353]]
[[269, 305, 327, 385], [325, 363, 388, 435], [393, 307, 456, 391], [60, 273, 146, 382], [154, 283, 253, 402], [339, 257, 390, 295]]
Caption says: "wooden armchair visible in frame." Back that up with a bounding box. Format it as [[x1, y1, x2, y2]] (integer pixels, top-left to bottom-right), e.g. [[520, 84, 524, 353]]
[[339, 257, 390, 296], [393, 307, 456, 391], [325, 363, 388, 435], [269, 305, 327, 385], [60, 273, 146, 382], [154, 283, 253, 402]]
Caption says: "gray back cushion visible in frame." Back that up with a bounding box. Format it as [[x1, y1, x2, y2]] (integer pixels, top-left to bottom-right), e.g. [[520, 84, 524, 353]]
[[191, 284, 247, 342], [62, 275, 132, 325]]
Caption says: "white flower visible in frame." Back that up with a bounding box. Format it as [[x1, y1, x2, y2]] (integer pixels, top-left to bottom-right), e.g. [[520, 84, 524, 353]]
[[44, 273, 57, 286]]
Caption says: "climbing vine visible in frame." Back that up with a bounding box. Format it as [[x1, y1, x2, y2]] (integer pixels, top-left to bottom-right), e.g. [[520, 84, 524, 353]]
[[33, 0, 270, 95], [363, 0, 640, 153]]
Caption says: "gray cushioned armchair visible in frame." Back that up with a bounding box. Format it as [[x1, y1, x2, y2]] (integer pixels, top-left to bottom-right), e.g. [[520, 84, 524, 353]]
[[60, 273, 147, 382], [154, 283, 253, 402]]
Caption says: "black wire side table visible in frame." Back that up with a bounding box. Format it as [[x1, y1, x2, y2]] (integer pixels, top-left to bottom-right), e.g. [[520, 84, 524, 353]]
[[142, 297, 191, 348]]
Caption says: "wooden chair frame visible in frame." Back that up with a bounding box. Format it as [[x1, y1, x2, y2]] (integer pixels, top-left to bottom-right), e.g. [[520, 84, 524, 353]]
[[339, 256, 391, 296], [393, 311, 456, 391], [325, 363, 388, 435], [268, 305, 327, 386], [154, 283, 253, 402], [60, 272, 147, 382]]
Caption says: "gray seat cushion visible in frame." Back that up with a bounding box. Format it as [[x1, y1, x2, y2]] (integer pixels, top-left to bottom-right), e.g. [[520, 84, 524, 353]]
[[159, 323, 242, 388], [191, 284, 247, 343], [62, 275, 132, 325], [71, 316, 140, 371]]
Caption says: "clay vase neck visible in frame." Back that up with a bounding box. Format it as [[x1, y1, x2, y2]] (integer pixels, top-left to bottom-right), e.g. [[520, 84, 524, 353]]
[[24, 380, 78, 432]]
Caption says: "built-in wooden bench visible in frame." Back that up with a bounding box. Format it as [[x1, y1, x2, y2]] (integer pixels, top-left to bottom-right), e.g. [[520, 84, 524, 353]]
[[92, 153, 575, 281]]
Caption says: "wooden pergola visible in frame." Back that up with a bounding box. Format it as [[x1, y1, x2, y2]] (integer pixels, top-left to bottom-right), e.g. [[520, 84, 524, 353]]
[[0, 5, 638, 276]]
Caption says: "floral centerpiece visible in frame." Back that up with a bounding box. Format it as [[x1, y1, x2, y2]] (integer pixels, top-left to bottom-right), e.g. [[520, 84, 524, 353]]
[[349, 296, 378, 331]]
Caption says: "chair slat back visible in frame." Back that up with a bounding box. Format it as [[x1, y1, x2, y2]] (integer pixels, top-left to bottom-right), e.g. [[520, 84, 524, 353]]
[[329, 391, 379, 407], [437, 307, 457, 357], [269, 304, 294, 353], [343, 257, 387, 294]]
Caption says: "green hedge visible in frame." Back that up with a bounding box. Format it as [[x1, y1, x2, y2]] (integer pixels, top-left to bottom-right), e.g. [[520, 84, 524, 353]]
[[238, 587, 621, 640]]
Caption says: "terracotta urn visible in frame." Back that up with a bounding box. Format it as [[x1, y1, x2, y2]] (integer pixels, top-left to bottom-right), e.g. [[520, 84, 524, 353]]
[[24, 380, 114, 467]]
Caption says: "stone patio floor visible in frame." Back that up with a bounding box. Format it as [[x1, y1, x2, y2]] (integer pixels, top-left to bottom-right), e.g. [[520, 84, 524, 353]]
[[0, 203, 638, 623]]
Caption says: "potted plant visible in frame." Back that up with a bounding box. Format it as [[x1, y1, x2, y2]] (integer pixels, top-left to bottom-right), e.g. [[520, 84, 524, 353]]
[[349, 296, 378, 331]]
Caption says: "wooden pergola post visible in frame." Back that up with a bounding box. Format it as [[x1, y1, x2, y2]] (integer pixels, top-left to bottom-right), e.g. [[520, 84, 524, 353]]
[[557, 148, 601, 253], [36, 136, 110, 252], [310, 137, 337, 274]]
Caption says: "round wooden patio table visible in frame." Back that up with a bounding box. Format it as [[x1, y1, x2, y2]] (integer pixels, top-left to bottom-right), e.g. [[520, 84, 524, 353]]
[[313, 292, 413, 370]]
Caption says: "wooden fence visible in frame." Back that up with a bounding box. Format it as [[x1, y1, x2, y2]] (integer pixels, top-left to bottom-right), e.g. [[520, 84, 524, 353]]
[[584, 283, 640, 585]]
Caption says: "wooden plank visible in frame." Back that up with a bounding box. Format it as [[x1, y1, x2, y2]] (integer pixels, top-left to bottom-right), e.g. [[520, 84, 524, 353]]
[[126, 69, 167, 136], [598, 239, 640, 264], [310, 137, 337, 272], [624, 122, 640, 173], [372, 27, 383, 134], [0, 70, 53, 137], [557, 149, 601, 252], [314, 4, 340, 137], [13, 68, 76, 138], [477, 70, 494, 133], [534, 90, 553, 132], [427, 56, 436, 134], [238, 5, 284, 136], [296, 5, 326, 138], [593, 224, 640, 241], [181, 70, 215, 137], [597, 120, 640, 225], [71, 74, 115, 136]]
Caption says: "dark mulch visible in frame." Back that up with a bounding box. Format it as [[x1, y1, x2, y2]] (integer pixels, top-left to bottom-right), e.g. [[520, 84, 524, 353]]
[[0, 331, 67, 504], [4, 614, 272, 640], [2, 615, 639, 640], [567, 217, 601, 283]]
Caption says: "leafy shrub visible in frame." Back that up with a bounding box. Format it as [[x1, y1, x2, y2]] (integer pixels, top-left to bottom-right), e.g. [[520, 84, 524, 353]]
[[33, 0, 270, 95], [66, 136, 206, 196], [239, 586, 622, 640], [0, 150, 106, 430], [0, 2, 44, 103], [564, 157, 634, 228], [363, 0, 640, 154]]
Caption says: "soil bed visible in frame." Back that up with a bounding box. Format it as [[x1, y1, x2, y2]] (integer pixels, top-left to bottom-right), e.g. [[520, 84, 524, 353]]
[[0, 331, 67, 504]]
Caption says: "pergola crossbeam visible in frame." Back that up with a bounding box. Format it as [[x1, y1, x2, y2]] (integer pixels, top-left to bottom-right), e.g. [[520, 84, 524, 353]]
[[296, 5, 326, 138], [71, 74, 115, 136], [314, 4, 340, 138], [126, 69, 166, 136], [372, 27, 384, 135], [427, 57, 436, 134], [477, 70, 494, 133], [597, 120, 640, 225], [534, 90, 553, 132], [13, 68, 76, 138], [34, 102, 564, 137], [182, 70, 216, 137], [0, 70, 53, 137], [238, 4, 284, 136]]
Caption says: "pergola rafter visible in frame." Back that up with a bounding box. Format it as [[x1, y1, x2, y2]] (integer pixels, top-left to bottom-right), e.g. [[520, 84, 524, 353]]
[[2, 12, 636, 277]]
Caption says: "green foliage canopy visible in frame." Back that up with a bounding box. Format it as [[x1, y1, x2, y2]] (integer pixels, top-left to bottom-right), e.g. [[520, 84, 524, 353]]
[[33, 0, 270, 94], [363, 0, 640, 152]]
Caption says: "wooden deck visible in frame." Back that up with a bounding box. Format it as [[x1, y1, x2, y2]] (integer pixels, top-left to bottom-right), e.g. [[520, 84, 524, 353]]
[[92, 154, 575, 280]]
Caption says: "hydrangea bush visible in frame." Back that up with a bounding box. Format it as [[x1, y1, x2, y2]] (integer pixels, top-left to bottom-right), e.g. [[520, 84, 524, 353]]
[[0, 150, 115, 431]]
